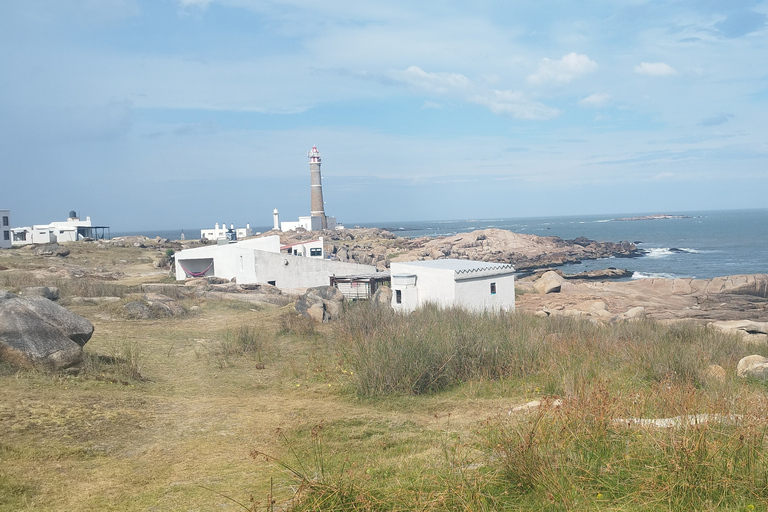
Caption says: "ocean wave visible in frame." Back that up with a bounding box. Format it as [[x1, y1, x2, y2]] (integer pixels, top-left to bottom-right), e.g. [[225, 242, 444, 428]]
[[643, 247, 699, 258], [631, 272, 679, 279]]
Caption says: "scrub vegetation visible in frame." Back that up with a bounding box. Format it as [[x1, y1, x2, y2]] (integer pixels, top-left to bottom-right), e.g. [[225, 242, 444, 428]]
[[2, 245, 768, 511]]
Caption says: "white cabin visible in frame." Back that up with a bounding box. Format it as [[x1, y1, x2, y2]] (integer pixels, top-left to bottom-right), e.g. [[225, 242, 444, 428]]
[[390, 259, 516, 313]]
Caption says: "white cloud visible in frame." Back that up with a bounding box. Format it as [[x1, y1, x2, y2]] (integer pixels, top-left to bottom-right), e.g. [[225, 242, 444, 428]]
[[174, 0, 213, 8], [634, 62, 677, 76], [470, 90, 560, 120], [392, 66, 472, 95], [579, 93, 610, 107], [527, 53, 597, 84]]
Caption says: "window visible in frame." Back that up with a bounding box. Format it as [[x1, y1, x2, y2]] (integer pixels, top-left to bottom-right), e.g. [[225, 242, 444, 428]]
[[310, 248, 322, 256], [267, 280, 276, 286], [2, 216, 8, 226], [3, 231, 9, 241], [396, 290, 402, 304], [490, 282, 496, 295]]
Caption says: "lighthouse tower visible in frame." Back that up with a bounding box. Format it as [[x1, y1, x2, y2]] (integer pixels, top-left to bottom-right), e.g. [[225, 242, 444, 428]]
[[308, 146, 327, 229]]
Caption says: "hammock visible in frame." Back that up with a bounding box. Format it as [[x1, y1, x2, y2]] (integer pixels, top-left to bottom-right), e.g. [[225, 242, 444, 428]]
[[180, 261, 213, 278]]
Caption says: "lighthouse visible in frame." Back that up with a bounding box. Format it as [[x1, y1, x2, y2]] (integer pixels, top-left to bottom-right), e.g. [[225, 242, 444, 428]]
[[308, 146, 327, 230]]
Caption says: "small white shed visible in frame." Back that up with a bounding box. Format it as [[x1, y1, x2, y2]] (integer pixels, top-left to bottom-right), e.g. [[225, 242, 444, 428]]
[[390, 259, 516, 313]]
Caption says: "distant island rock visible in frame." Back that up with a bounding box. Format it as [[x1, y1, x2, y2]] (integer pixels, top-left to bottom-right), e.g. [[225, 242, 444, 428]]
[[612, 214, 692, 221]]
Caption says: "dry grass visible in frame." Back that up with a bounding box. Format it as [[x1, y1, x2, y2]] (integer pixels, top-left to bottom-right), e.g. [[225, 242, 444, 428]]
[[3, 242, 768, 511]]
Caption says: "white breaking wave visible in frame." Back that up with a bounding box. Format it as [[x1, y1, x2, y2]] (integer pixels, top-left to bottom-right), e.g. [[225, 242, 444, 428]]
[[644, 247, 699, 258], [631, 272, 679, 279]]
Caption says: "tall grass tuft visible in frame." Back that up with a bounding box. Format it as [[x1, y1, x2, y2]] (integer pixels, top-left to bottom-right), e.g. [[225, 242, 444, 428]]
[[338, 303, 756, 397], [481, 383, 768, 510]]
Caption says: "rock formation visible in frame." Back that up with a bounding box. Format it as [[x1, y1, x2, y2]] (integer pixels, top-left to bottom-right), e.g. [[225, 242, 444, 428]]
[[0, 290, 94, 371], [295, 286, 345, 322]]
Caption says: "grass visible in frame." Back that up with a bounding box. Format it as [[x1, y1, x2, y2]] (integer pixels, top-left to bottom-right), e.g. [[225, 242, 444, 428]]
[[3, 243, 768, 510]]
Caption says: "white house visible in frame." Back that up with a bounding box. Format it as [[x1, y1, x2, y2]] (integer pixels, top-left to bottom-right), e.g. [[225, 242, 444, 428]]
[[281, 238, 325, 258], [390, 259, 516, 313], [0, 209, 10, 249], [174, 235, 379, 288], [11, 211, 109, 246], [200, 223, 254, 242], [280, 215, 338, 232]]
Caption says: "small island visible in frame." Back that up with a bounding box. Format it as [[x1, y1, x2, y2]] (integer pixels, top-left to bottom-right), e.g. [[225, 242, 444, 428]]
[[612, 214, 692, 221]]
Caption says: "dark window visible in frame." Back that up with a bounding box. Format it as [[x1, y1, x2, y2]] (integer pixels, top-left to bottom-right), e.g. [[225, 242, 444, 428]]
[[310, 248, 322, 256], [490, 282, 496, 295], [2, 216, 8, 226], [3, 231, 9, 241], [267, 280, 276, 286], [396, 290, 402, 304]]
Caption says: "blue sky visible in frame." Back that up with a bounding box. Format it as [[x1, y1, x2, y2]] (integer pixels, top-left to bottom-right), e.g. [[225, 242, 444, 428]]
[[1, 0, 767, 231]]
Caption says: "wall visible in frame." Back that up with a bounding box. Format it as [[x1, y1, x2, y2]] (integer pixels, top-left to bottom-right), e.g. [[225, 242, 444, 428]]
[[390, 263, 456, 312], [174, 236, 281, 281], [252, 251, 378, 289], [390, 261, 516, 313], [0, 210, 10, 249], [454, 274, 515, 312]]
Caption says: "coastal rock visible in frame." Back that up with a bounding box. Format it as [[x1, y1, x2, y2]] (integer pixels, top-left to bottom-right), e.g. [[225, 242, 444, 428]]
[[372, 286, 393, 308], [563, 268, 633, 280], [19, 286, 60, 301], [0, 291, 94, 371], [295, 286, 345, 322], [124, 301, 152, 319], [737, 355, 768, 379], [709, 320, 768, 344], [34, 243, 70, 257], [534, 271, 565, 294]]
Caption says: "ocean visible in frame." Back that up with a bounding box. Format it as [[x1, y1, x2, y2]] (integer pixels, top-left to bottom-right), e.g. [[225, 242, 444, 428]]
[[115, 209, 767, 280]]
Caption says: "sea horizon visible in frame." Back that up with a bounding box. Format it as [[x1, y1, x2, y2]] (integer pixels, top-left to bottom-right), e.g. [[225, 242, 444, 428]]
[[112, 208, 768, 281]]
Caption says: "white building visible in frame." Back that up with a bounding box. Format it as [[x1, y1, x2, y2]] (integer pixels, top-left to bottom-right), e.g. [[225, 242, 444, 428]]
[[174, 235, 378, 288], [280, 215, 339, 232], [390, 259, 516, 313], [11, 211, 109, 246], [200, 223, 253, 242], [1, 209, 11, 249], [281, 238, 325, 258]]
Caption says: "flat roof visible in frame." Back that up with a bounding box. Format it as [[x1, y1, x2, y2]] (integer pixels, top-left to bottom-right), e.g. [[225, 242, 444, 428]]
[[392, 259, 514, 272], [392, 259, 515, 280]]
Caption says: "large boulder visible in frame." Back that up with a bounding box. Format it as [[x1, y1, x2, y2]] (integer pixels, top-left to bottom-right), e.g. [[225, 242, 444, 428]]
[[0, 290, 94, 371], [372, 286, 393, 308], [33, 243, 70, 257], [710, 320, 768, 344], [534, 271, 565, 294], [295, 286, 345, 322], [20, 286, 60, 301], [737, 355, 768, 379]]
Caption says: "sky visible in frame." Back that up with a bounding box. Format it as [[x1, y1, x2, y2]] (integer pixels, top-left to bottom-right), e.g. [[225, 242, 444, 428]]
[[1, 0, 767, 231]]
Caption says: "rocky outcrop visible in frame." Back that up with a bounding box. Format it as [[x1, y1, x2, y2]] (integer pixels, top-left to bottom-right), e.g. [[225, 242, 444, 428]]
[[34, 243, 70, 257], [517, 274, 768, 324], [563, 268, 633, 280], [277, 227, 638, 272], [295, 286, 345, 322], [710, 320, 768, 344], [737, 355, 768, 379], [372, 286, 393, 308], [19, 286, 60, 301], [0, 290, 94, 371], [534, 271, 565, 294]]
